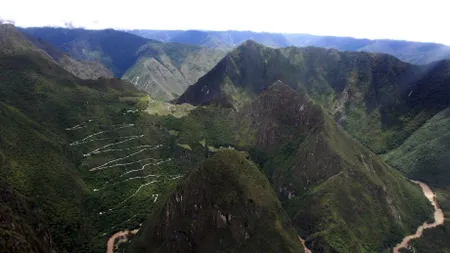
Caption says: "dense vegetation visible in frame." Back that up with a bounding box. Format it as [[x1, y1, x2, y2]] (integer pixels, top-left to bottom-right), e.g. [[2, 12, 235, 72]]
[[2, 25, 448, 253], [123, 42, 226, 100], [19, 27, 153, 76], [0, 26, 212, 252], [165, 81, 434, 252], [127, 29, 450, 64], [382, 108, 450, 252], [178, 40, 450, 154], [0, 179, 56, 253], [19, 27, 228, 100], [129, 150, 304, 253]]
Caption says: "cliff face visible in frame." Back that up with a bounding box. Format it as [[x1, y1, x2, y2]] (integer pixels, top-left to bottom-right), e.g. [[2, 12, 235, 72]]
[[129, 150, 304, 253], [0, 179, 56, 253]]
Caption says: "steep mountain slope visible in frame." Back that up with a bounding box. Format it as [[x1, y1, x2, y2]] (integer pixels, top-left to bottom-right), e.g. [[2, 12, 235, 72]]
[[25, 35, 113, 79], [0, 179, 57, 253], [20, 27, 155, 76], [235, 81, 433, 252], [178, 41, 450, 153], [0, 44, 142, 251], [0, 27, 209, 252], [19, 27, 228, 99], [382, 107, 450, 253], [129, 150, 305, 253], [164, 81, 434, 252], [383, 107, 450, 186], [123, 42, 227, 100], [2, 25, 443, 253], [127, 29, 450, 64], [1, 24, 112, 80]]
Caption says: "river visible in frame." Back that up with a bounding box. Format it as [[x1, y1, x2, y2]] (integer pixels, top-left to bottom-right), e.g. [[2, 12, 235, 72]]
[[106, 229, 139, 253], [393, 181, 445, 253], [299, 236, 312, 253]]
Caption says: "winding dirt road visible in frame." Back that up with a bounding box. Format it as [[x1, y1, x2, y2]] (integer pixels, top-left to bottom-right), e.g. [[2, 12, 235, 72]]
[[393, 181, 445, 253], [106, 229, 139, 253]]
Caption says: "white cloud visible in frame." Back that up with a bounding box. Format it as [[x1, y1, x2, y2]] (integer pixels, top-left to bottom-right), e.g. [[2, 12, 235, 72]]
[[1, 0, 449, 45]]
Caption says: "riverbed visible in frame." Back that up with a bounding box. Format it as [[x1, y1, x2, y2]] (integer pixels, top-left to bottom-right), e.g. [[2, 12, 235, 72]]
[[393, 181, 445, 253]]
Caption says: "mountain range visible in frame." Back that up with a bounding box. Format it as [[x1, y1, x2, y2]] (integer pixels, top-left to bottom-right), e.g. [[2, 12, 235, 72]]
[[19, 27, 227, 100], [179, 40, 450, 154], [1, 23, 449, 253], [127, 29, 450, 65]]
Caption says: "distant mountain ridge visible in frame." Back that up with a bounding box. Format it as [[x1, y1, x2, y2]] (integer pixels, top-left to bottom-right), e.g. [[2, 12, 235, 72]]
[[19, 27, 155, 77], [127, 29, 450, 64], [0, 24, 112, 80], [123, 42, 227, 100], [19, 27, 227, 100]]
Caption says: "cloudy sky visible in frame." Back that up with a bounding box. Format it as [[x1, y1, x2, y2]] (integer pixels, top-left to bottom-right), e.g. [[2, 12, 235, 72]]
[[2, 0, 448, 44]]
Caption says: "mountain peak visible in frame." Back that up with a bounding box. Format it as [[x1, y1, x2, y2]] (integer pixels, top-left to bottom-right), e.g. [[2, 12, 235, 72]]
[[241, 39, 260, 46], [129, 150, 304, 253], [265, 80, 296, 92]]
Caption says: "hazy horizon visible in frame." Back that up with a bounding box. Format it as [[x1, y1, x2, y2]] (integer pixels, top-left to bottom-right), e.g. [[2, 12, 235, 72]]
[[2, 0, 449, 45]]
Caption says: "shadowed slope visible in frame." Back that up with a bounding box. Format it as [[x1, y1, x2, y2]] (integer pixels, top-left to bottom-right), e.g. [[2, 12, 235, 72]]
[[129, 150, 304, 253], [123, 42, 227, 100], [235, 81, 433, 252], [178, 41, 450, 153]]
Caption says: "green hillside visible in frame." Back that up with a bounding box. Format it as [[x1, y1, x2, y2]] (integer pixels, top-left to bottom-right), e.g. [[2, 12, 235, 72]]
[[20, 27, 154, 77], [382, 108, 450, 253], [236, 82, 433, 252], [26, 35, 113, 79], [0, 27, 205, 252], [0, 179, 57, 253], [383, 107, 450, 185], [123, 42, 227, 100], [20, 27, 228, 99], [129, 150, 304, 253], [1, 24, 112, 80], [166, 81, 434, 252], [178, 40, 450, 154], [1, 27, 446, 253]]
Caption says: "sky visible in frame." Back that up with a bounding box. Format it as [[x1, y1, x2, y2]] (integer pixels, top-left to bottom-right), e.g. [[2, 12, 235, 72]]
[[1, 0, 449, 45]]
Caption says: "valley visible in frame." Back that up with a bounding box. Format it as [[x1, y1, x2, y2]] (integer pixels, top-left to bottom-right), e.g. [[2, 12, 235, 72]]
[[1, 23, 449, 253], [393, 181, 445, 253]]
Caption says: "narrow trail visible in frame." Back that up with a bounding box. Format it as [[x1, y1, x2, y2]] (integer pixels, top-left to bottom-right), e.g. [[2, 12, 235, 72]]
[[106, 229, 139, 253], [393, 181, 445, 253]]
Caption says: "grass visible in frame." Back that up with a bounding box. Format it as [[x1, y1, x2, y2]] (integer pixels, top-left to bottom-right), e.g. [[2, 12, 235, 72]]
[[176, 143, 192, 151]]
